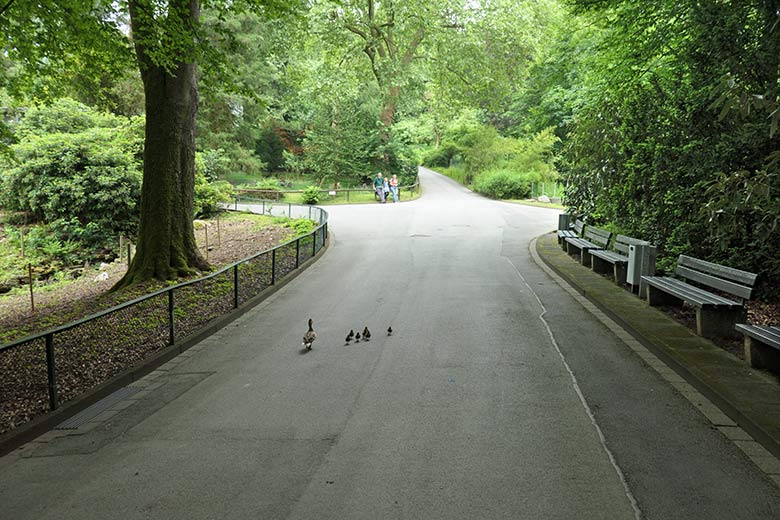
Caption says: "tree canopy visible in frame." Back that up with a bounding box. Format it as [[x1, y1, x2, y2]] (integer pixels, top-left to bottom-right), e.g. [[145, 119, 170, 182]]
[[1, 0, 778, 294]]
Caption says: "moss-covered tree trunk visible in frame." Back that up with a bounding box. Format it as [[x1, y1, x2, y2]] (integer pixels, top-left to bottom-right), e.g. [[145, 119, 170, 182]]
[[115, 0, 208, 288]]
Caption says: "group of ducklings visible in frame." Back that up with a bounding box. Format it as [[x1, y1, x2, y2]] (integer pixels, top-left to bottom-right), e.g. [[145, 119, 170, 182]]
[[301, 319, 393, 350]]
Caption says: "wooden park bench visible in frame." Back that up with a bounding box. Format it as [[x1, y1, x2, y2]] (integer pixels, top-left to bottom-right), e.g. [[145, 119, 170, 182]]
[[557, 218, 583, 249], [642, 255, 757, 339], [239, 188, 281, 200], [590, 234, 650, 285], [736, 324, 780, 372], [565, 225, 612, 266]]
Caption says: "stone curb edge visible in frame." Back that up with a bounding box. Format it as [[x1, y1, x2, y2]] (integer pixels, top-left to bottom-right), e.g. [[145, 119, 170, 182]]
[[0, 234, 330, 457], [530, 233, 780, 461]]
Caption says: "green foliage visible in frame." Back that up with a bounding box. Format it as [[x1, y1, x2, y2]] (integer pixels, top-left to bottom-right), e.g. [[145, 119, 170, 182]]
[[3, 223, 84, 272], [0, 100, 142, 237], [558, 0, 780, 296], [255, 124, 288, 172], [301, 186, 322, 205], [194, 174, 234, 218], [286, 218, 316, 236], [15, 98, 120, 138], [429, 115, 560, 187], [504, 127, 560, 183], [195, 148, 233, 182], [421, 145, 458, 168], [473, 169, 531, 200]]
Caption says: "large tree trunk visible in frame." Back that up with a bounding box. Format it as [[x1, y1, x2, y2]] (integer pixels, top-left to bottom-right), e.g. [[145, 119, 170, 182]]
[[115, 0, 207, 288], [380, 86, 399, 128]]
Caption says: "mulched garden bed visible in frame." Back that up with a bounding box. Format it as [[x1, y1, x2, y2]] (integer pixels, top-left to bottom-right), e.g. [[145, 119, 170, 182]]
[[0, 217, 307, 436]]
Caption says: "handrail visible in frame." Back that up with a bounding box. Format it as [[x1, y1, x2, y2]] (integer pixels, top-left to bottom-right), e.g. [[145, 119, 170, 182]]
[[235, 181, 420, 197], [0, 203, 329, 432]]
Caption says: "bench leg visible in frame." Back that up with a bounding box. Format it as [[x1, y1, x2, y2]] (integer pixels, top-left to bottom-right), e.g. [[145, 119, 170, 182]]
[[696, 308, 745, 339], [646, 285, 683, 307], [580, 248, 593, 266], [614, 263, 628, 285], [591, 255, 611, 276], [744, 336, 780, 372]]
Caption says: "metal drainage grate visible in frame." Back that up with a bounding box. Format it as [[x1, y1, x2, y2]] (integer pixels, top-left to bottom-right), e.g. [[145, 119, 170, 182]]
[[54, 386, 141, 430]]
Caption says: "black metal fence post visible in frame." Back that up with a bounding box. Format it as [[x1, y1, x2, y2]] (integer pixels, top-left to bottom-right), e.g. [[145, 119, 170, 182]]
[[45, 333, 58, 410], [271, 249, 276, 285], [233, 264, 239, 309], [312, 229, 317, 256], [168, 289, 175, 346], [295, 238, 300, 269]]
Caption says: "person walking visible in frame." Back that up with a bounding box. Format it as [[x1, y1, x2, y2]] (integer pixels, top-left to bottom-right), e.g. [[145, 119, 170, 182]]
[[389, 174, 399, 202], [373, 172, 386, 203]]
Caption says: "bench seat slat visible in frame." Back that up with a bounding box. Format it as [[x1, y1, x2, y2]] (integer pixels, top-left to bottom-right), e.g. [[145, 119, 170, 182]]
[[590, 250, 628, 264], [735, 325, 780, 348], [583, 227, 612, 248], [566, 238, 603, 251], [642, 276, 742, 308], [679, 255, 758, 286], [676, 265, 753, 301]]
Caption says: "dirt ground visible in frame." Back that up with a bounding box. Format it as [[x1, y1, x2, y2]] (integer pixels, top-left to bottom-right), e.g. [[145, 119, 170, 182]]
[[0, 217, 292, 343]]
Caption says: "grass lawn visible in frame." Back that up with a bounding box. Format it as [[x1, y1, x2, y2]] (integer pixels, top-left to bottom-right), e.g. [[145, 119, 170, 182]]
[[507, 199, 565, 210]]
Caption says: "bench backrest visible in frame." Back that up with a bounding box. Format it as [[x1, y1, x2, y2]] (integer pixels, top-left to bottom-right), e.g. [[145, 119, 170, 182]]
[[675, 255, 757, 301], [573, 219, 585, 235], [613, 234, 650, 255], [583, 226, 612, 248]]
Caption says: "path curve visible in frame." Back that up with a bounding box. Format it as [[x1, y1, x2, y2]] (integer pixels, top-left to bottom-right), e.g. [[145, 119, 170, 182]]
[[1, 167, 779, 519]]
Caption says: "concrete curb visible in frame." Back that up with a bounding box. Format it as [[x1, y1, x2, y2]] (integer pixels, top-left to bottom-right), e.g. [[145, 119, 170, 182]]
[[532, 232, 780, 460], [0, 234, 330, 457]]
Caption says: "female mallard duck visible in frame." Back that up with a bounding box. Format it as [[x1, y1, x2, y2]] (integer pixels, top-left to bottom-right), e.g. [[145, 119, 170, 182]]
[[302, 318, 316, 350]]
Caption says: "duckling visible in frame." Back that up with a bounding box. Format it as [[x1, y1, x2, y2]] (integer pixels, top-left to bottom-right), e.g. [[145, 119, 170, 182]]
[[363, 326, 371, 341], [387, 326, 392, 336], [355, 332, 361, 343], [302, 318, 316, 350], [345, 329, 354, 344]]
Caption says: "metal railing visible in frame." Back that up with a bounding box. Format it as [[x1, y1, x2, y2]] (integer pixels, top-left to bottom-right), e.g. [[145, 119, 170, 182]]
[[0, 203, 328, 436], [235, 181, 420, 204]]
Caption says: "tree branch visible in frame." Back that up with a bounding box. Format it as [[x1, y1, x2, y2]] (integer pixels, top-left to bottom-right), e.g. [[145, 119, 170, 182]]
[[344, 23, 368, 41], [400, 26, 425, 67], [0, 0, 16, 18]]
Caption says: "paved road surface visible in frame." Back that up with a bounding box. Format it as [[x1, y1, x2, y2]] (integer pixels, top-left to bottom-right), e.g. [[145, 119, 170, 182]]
[[2, 167, 780, 519]]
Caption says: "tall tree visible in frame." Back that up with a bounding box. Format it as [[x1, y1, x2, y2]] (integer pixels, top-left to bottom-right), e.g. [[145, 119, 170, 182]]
[[1, 0, 297, 286], [313, 0, 438, 132], [121, 0, 208, 285]]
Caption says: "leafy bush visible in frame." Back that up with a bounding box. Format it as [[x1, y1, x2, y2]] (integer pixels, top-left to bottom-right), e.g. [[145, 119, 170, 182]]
[[196, 148, 232, 182], [421, 144, 458, 168], [1, 129, 142, 236], [255, 124, 287, 172], [287, 218, 316, 235], [3, 224, 81, 270], [473, 170, 531, 199], [194, 173, 234, 217], [15, 98, 120, 138], [301, 186, 321, 205]]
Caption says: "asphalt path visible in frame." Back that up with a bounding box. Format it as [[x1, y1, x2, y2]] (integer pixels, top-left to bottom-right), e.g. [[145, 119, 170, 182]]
[[2, 167, 780, 519]]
